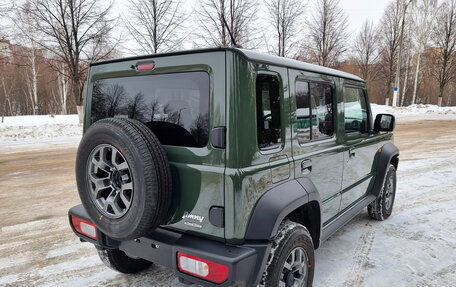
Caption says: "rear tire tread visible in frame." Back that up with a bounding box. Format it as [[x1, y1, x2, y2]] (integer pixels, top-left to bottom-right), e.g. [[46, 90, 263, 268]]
[[97, 247, 152, 274]]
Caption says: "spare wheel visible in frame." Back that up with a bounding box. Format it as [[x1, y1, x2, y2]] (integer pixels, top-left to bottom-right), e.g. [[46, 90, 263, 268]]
[[75, 118, 172, 240]]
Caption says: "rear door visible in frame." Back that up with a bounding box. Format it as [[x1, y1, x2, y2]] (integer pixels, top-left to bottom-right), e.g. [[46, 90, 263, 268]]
[[88, 52, 226, 240], [340, 82, 378, 211], [289, 69, 344, 225]]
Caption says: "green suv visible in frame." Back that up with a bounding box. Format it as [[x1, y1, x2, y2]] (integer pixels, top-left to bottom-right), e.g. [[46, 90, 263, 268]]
[[69, 48, 398, 287]]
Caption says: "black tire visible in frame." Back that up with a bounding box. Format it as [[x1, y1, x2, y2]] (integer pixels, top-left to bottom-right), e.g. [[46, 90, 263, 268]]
[[124, 119, 173, 226], [260, 220, 315, 287], [76, 118, 172, 240], [368, 164, 396, 220], [96, 247, 152, 274]]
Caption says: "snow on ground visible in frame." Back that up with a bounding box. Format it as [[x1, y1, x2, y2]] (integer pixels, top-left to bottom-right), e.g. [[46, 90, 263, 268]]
[[371, 103, 456, 121], [0, 115, 82, 145], [0, 107, 456, 286], [314, 146, 456, 287]]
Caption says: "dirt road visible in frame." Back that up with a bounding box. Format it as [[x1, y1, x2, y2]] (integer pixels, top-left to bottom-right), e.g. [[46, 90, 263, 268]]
[[1, 120, 455, 286]]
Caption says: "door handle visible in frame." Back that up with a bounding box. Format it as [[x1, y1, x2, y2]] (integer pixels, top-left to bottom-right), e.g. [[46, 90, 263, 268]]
[[301, 159, 312, 175], [349, 147, 356, 159]]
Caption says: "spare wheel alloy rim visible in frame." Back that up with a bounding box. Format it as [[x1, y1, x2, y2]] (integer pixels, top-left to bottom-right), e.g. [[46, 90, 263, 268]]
[[280, 246, 309, 287], [87, 144, 133, 219]]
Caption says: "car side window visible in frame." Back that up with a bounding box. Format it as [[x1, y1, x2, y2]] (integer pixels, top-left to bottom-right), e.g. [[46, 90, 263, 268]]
[[295, 80, 334, 144], [296, 81, 311, 143], [256, 74, 282, 150], [343, 87, 369, 134]]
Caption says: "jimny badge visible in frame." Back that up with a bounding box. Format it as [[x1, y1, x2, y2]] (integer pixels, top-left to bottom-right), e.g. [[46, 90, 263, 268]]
[[182, 211, 205, 229]]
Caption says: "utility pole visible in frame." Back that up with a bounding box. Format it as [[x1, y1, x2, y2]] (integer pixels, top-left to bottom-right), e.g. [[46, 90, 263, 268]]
[[392, 0, 414, 107]]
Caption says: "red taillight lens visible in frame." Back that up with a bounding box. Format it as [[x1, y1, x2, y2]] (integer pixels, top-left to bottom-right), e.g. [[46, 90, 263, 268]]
[[137, 63, 155, 71], [177, 252, 229, 284], [71, 216, 97, 240]]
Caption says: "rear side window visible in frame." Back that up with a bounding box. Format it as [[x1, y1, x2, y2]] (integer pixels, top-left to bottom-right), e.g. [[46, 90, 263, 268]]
[[343, 87, 369, 134], [91, 72, 210, 147], [295, 80, 334, 144], [256, 74, 282, 150]]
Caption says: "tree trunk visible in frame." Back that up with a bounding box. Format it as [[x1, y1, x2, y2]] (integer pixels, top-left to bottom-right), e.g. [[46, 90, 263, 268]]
[[400, 53, 411, 107], [412, 53, 421, 105], [59, 71, 68, 115], [31, 49, 38, 115], [77, 105, 84, 124], [1, 77, 13, 116], [438, 84, 445, 107], [1, 102, 5, 123]]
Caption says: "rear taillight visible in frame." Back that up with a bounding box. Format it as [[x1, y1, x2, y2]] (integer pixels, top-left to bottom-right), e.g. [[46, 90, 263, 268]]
[[71, 216, 97, 240], [177, 252, 229, 284]]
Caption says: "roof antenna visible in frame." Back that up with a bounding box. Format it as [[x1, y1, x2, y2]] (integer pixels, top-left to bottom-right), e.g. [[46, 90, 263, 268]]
[[221, 13, 242, 48]]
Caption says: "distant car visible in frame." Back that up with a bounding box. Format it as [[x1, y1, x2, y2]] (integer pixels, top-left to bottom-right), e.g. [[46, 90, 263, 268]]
[[69, 47, 399, 287]]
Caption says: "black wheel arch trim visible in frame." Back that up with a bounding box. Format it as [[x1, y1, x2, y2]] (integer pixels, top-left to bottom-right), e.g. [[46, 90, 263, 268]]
[[245, 179, 321, 241], [372, 142, 399, 197]]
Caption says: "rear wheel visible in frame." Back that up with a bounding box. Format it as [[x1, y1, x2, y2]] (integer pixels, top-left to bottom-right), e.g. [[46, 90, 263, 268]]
[[368, 164, 396, 220], [261, 220, 315, 287], [96, 247, 152, 274]]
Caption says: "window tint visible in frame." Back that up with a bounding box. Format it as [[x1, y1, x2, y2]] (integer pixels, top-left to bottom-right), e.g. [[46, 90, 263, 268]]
[[295, 81, 334, 144], [295, 81, 311, 142], [310, 83, 334, 139], [344, 87, 369, 134], [91, 72, 210, 147], [256, 74, 282, 150]]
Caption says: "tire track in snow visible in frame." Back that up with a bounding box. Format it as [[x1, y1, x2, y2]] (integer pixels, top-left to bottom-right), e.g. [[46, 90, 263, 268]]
[[341, 224, 377, 287], [416, 264, 456, 287]]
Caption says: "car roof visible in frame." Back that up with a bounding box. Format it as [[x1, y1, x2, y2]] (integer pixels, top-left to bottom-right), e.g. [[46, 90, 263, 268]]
[[236, 48, 364, 82], [91, 47, 364, 83]]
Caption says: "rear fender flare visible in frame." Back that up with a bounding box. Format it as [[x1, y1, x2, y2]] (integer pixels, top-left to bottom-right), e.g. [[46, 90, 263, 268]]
[[245, 179, 321, 241]]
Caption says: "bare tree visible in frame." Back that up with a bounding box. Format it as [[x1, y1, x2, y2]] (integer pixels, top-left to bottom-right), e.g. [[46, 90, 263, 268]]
[[411, 0, 437, 105], [12, 1, 41, 115], [29, 0, 116, 121], [195, 0, 257, 47], [400, 18, 413, 107], [303, 0, 348, 67], [378, 0, 404, 106], [352, 20, 379, 83], [391, 0, 414, 107], [433, 0, 456, 106], [123, 0, 186, 54], [265, 0, 305, 57]]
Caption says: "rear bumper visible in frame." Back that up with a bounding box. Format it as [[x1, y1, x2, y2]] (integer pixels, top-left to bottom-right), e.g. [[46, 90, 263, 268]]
[[69, 205, 270, 287]]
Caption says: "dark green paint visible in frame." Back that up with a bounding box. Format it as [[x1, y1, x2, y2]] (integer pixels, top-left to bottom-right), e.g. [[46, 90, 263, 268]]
[[83, 48, 395, 244]]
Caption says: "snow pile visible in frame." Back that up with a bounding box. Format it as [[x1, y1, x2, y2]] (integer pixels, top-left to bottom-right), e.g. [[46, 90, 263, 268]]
[[0, 115, 82, 144], [371, 104, 456, 121], [0, 114, 80, 127]]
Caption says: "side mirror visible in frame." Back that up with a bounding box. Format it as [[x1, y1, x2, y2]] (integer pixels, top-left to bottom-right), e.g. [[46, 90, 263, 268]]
[[374, 113, 395, 132]]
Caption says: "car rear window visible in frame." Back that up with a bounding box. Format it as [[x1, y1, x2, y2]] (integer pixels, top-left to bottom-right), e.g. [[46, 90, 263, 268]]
[[91, 71, 210, 148]]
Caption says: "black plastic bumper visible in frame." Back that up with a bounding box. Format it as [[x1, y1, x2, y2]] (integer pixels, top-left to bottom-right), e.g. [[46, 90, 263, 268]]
[[68, 205, 270, 287]]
